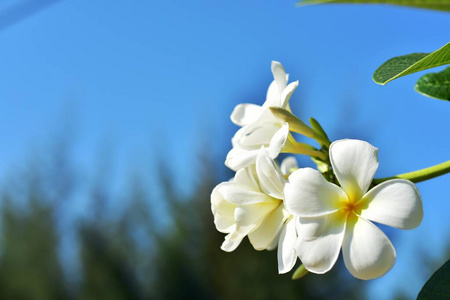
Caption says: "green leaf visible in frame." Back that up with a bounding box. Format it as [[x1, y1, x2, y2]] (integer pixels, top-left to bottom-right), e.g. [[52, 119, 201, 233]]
[[415, 66, 450, 101], [297, 0, 450, 11], [373, 42, 450, 85], [417, 259, 450, 300]]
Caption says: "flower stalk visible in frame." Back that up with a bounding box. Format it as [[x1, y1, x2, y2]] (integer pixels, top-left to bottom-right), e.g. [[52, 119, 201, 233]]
[[282, 138, 328, 161], [292, 264, 308, 280], [269, 107, 331, 147], [373, 160, 450, 185]]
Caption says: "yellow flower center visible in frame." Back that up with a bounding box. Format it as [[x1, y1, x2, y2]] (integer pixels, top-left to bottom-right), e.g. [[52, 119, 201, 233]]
[[340, 197, 363, 216]]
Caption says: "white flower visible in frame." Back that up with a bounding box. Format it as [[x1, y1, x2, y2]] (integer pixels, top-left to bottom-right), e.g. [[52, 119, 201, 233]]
[[211, 148, 298, 273], [225, 61, 299, 171], [284, 139, 423, 280], [278, 156, 299, 274]]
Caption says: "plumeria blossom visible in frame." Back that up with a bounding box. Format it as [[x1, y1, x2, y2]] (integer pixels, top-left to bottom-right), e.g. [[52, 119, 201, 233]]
[[211, 148, 298, 273], [225, 61, 300, 171], [277, 156, 300, 273], [284, 139, 423, 280]]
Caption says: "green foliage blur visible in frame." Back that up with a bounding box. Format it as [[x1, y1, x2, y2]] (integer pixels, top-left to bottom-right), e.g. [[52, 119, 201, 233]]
[[0, 131, 371, 300]]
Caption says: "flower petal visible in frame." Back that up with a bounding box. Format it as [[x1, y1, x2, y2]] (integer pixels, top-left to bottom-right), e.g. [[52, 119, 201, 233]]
[[266, 229, 281, 251], [297, 214, 334, 241], [272, 61, 287, 95], [330, 139, 379, 201], [278, 217, 298, 274], [214, 213, 235, 233], [264, 80, 281, 108], [342, 216, 396, 280], [211, 184, 236, 233], [225, 146, 258, 171], [248, 204, 286, 250], [234, 122, 281, 149], [234, 167, 259, 191], [284, 168, 346, 217], [280, 81, 299, 109], [230, 103, 263, 127], [256, 148, 285, 199], [280, 156, 298, 176], [257, 106, 280, 124], [211, 183, 232, 215], [359, 179, 423, 230], [268, 123, 289, 158], [295, 211, 346, 274], [235, 202, 279, 227], [221, 229, 245, 252], [219, 182, 274, 205]]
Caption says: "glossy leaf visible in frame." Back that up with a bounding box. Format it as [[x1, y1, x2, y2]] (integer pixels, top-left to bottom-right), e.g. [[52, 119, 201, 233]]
[[417, 259, 450, 300], [373, 42, 450, 85], [297, 0, 450, 11], [415, 66, 450, 101]]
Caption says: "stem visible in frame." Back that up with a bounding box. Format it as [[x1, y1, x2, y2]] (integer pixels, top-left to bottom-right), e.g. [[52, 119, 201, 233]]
[[312, 131, 331, 148], [287, 144, 328, 161], [283, 134, 328, 161], [269, 107, 330, 147], [373, 160, 450, 185]]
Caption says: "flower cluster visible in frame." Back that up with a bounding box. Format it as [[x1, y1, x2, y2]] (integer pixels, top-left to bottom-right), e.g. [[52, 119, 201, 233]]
[[211, 61, 423, 280]]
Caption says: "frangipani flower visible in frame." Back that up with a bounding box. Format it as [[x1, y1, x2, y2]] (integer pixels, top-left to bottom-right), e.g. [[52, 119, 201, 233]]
[[284, 139, 423, 280], [278, 156, 300, 273], [225, 61, 300, 171], [211, 148, 298, 273]]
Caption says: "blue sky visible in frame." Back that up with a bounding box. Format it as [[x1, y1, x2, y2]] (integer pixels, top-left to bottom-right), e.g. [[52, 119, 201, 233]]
[[0, 1, 449, 298]]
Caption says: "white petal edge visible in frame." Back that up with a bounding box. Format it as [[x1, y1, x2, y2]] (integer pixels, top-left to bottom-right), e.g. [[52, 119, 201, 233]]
[[295, 211, 346, 274], [219, 183, 274, 205], [221, 229, 245, 252], [342, 216, 396, 280], [256, 147, 285, 199], [230, 103, 263, 127], [248, 204, 286, 250], [234, 122, 281, 149], [268, 123, 289, 159], [359, 179, 423, 230], [280, 156, 298, 176], [234, 201, 279, 227], [234, 167, 260, 192], [278, 217, 298, 274], [211, 183, 235, 233], [296, 213, 340, 241], [225, 146, 258, 171], [330, 139, 379, 201], [266, 228, 281, 251], [280, 81, 299, 109], [264, 80, 281, 108], [271, 61, 287, 95], [284, 168, 346, 217]]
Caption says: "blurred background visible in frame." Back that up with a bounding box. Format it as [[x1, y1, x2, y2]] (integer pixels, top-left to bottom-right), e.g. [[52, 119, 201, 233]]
[[0, 1, 448, 299]]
